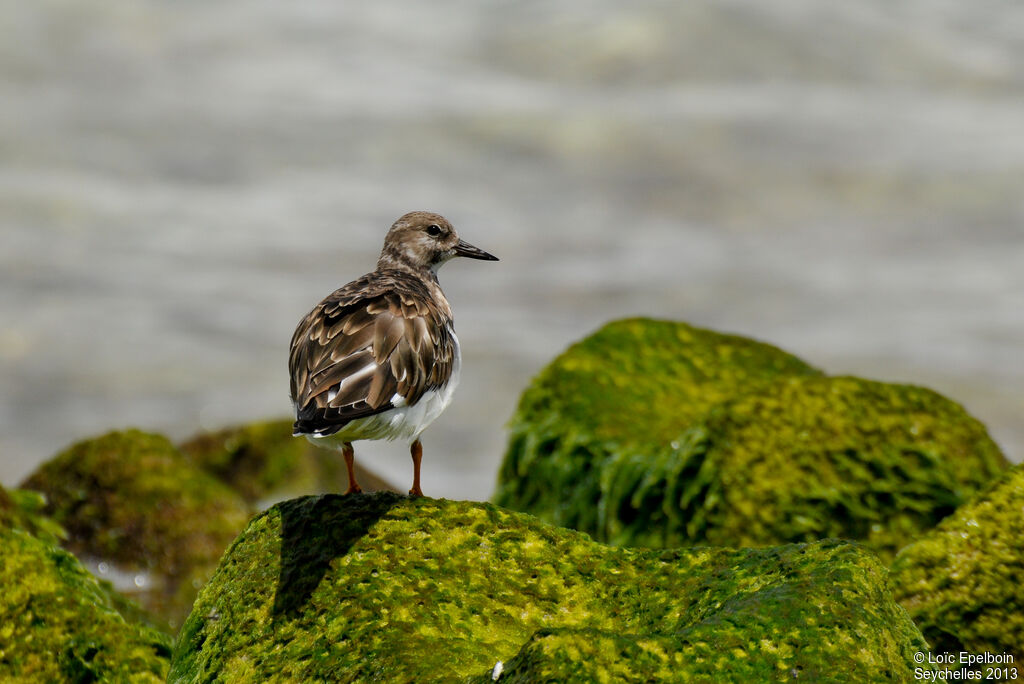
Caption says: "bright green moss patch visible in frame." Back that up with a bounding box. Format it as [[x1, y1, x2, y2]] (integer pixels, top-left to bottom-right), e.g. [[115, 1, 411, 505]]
[[0, 527, 170, 682], [21, 429, 253, 631], [604, 375, 1007, 561], [496, 317, 822, 533], [179, 418, 395, 504], [508, 317, 822, 445], [890, 464, 1024, 662], [171, 493, 930, 683]]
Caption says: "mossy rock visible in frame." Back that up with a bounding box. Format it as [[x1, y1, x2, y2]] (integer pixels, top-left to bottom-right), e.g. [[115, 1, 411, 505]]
[[603, 375, 1008, 561], [21, 429, 253, 631], [0, 485, 16, 524], [170, 493, 930, 683], [0, 484, 65, 546], [890, 463, 1024, 664], [496, 318, 1006, 560], [495, 317, 823, 533], [0, 526, 171, 682], [179, 418, 395, 505]]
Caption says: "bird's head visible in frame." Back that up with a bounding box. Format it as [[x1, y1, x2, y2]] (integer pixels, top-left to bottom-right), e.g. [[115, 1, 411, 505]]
[[378, 211, 498, 274]]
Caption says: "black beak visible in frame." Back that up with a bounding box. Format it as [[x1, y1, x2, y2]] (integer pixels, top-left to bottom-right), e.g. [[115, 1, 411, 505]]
[[453, 238, 499, 261]]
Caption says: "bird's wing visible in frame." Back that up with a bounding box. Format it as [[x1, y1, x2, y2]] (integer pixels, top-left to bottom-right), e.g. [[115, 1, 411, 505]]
[[289, 272, 455, 435]]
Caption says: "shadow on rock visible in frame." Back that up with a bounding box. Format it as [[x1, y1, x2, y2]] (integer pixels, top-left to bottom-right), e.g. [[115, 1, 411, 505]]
[[272, 493, 402, 620]]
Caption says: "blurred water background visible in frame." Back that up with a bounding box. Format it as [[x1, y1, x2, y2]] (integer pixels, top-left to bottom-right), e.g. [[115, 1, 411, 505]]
[[2, 1, 1022, 498]]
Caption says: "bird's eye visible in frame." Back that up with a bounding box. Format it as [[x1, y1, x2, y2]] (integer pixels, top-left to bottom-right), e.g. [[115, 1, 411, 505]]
[[426, 224, 442, 237]]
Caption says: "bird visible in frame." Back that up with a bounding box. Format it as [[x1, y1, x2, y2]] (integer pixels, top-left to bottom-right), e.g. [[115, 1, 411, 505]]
[[288, 211, 498, 497]]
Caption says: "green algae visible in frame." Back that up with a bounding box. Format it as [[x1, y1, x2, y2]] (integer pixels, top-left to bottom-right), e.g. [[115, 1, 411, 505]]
[[0, 484, 65, 546], [496, 317, 822, 534], [603, 375, 1008, 561], [179, 418, 395, 504], [495, 318, 1006, 560], [20, 429, 253, 631], [890, 463, 1024, 663], [170, 493, 930, 683], [0, 526, 171, 682]]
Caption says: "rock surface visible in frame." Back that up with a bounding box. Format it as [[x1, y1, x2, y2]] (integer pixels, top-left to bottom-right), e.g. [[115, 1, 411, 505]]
[[21, 429, 253, 630], [891, 464, 1024, 665], [496, 318, 1007, 560], [0, 518, 170, 682], [0, 485, 64, 546], [171, 493, 930, 683], [604, 375, 1008, 561], [496, 317, 821, 534]]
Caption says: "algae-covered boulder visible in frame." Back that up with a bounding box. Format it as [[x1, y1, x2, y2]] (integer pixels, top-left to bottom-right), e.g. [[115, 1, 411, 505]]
[[179, 418, 395, 504], [0, 526, 170, 682], [496, 318, 1007, 560], [496, 317, 822, 534], [890, 464, 1024, 663], [21, 429, 253, 630], [171, 493, 930, 682], [603, 375, 1008, 561]]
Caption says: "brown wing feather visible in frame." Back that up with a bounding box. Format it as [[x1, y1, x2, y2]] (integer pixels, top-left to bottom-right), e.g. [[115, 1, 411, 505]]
[[372, 313, 406, 362], [289, 270, 455, 435]]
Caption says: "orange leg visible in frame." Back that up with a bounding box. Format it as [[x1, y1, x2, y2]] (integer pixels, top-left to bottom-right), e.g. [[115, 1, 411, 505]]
[[409, 439, 424, 497], [342, 442, 362, 495]]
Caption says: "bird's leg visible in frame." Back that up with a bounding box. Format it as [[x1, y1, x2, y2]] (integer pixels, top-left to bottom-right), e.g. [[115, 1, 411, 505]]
[[342, 442, 362, 495], [409, 439, 424, 497]]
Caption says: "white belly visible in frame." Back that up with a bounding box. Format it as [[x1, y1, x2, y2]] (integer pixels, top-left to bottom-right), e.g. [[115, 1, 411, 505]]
[[308, 343, 461, 447]]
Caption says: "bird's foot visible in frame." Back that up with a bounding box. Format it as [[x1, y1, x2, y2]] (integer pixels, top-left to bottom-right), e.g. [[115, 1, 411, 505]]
[[344, 484, 363, 495], [408, 486, 423, 498]]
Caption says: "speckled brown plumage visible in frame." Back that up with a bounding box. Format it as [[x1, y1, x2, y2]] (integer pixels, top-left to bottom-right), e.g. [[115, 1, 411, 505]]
[[289, 269, 457, 434], [288, 211, 497, 496]]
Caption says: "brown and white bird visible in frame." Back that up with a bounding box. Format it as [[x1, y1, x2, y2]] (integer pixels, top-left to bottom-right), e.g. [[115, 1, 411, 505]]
[[289, 211, 498, 497]]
